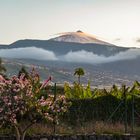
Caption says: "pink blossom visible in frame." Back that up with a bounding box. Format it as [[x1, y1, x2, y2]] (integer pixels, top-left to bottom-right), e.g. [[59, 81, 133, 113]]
[[41, 76, 52, 89], [0, 75, 5, 81], [0, 70, 70, 131], [0, 108, 3, 113], [14, 96, 18, 100]]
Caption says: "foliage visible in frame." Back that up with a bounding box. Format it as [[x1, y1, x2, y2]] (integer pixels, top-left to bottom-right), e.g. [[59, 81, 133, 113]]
[[64, 96, 122, 124], [63, 81, 140, 125], [0, 69, 70, 140], [64, 82, 93, 99], [64, 81, 140, 99], [93, 82, 140, 100]]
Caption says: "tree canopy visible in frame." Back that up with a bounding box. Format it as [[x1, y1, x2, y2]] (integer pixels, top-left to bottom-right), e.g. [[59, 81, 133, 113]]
[[74, 67, 85, 84]]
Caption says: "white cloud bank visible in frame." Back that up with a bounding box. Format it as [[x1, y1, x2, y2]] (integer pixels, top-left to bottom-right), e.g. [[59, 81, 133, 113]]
[[62, 49, 140, 64], [0, 47, 57, 61], [0, 47, 140, 64]]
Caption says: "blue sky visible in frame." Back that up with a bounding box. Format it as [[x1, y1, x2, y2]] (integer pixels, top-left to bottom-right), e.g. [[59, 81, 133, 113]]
[[0, 0, 140, 47]]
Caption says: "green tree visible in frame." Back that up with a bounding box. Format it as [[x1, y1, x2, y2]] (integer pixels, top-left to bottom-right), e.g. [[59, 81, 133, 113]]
[[64, 81, 92, 99], [74, 67, 85, 84]]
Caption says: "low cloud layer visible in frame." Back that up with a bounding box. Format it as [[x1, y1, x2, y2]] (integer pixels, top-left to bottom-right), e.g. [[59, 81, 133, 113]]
[[0, 47, 57, 60], [0, 47, 140, 64], [62, 49, 140, 64]]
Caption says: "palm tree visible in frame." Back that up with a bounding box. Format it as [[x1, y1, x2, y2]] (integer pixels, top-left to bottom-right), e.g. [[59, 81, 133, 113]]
[[0, 58, 6, 74], [74, 67, 85, 84]]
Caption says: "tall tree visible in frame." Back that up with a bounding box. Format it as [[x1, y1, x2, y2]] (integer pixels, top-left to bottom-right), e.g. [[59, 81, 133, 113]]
[[74, 67, 85, 84]]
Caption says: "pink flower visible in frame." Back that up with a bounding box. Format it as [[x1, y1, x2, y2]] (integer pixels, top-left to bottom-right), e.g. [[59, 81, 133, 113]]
[[8, 103, 11, 106], [14, 96, 18, 100], [40, 76, 52, 89], [40, 101, 47, 106], [0, 108, 3, 113], [0, 75, 5, 82]]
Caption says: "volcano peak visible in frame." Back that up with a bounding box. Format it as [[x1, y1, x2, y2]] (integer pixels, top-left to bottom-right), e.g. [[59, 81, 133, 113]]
[[76, 30, 83, 33], [50, 31, 114, 46]]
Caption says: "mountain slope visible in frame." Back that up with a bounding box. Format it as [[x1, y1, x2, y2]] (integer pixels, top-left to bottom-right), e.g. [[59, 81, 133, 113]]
[[0, 31, 130, 57], [0, 31, 137, 64], [0, 39, 129, 57], [3, 58, 140, 87]]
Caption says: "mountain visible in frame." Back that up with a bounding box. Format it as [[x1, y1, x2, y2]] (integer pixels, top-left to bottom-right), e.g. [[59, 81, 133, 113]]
[[1, 31, 140, 86], [50, 30, 113, 46], [0, 31, 129, 57]]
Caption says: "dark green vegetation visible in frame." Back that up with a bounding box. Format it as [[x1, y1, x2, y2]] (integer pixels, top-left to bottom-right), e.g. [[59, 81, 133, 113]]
[[64, 81, 140, 123]]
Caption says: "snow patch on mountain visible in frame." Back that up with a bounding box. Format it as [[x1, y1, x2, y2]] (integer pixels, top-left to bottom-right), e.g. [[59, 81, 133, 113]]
[[50, 31, 113, 46]]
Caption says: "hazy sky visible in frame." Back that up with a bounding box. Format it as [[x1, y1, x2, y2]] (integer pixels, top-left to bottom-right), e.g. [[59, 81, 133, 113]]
[[0, 0, 140, 47]]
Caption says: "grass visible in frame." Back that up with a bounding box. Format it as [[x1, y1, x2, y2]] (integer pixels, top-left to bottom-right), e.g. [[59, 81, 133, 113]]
[[0, 121, 138, 136], [27, 121, 132, 135], [55, 121, 131, 135]]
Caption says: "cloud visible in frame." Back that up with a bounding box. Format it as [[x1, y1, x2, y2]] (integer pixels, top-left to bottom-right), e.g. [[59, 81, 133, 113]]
[[0, 47, 57, 61], [0, 47, 140, 64], [61, 49, 140, 64]]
